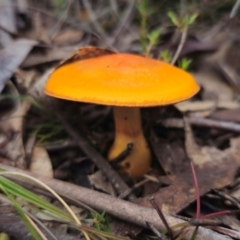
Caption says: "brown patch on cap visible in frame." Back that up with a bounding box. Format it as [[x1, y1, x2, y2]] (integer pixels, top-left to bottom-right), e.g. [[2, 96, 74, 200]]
[[57, 46, 116, 69]]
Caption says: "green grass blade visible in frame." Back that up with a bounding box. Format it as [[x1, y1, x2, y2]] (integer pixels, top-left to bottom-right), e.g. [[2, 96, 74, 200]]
[[0, 176, 72, 221], [0, 183, 42, 240]]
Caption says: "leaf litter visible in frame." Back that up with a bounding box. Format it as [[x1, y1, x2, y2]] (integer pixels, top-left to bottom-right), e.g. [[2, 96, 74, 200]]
[[1, 1, 240, 240]]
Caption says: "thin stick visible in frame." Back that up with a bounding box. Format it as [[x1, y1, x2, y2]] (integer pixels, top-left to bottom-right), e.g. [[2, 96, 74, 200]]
[[110, 0, 135, 45], [56, 112, 135, 200], [188, 117, 240, 133], [230, 0, 240, 18], [171, 26, 188, 65], [25, 214, 48, 240], [118, 178, 149, 199], [146, 221, 169, 240], [149, 196, 174, 240], [161, 117, 240, 133], [81, 0, 112, 47], [190, 162, 201, 219], [201, 211, 230, 219], [0, 3, 117, 51], [26, 211, 58, 240], [213, 189, 240, 209], [50, 0, 73, 41]]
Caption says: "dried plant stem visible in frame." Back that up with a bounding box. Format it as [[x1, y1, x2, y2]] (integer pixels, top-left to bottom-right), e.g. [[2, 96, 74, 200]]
[[118, 178, 149, 199], [188, 117, 240, 132], [25, 214, 48, 240], [26, 212, 58, 240], [171, 26, 188, 65], [161, 117, 240, 133], [190, 162, 201, 219], [149, 196, 174, 239], [146, 221, 169, 240], [230, 0, 240, 18]]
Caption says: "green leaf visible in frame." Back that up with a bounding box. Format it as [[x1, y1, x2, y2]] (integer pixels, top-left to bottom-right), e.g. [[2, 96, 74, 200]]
[[189, 13, 198, 25], [180, 13, 198, 27], [160, 49, 172, 63], [148, 28, 162, 45], [167, 11, 179, 26], [178, 58, 192, 70], [182, 15, 190, 27], [136, 0, 147, 14]]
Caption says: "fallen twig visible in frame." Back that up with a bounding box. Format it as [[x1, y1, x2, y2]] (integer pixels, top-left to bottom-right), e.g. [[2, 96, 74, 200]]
[[149, 196, 174, 240], [188, 117, 240, 132], [118, 178, 149, 199], [0, 164, 232, 240], [161, 117, 240, 133], [146, 221, 169, 240], [56, 112, 136, 200], [230, 0, 240, 18]]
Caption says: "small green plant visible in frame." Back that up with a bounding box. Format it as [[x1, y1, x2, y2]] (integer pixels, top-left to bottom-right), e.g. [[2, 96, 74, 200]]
[[0, 173, 80, 240], [136, 0, 160, 55], [145, 27, 162, 57], [178, 58, 192, 70], [52, 0, 66, 14], [159, 49, 172, 63], [168, 11, 198, 30], [91, 211, 110, 232], [167, 10, 198, 65]]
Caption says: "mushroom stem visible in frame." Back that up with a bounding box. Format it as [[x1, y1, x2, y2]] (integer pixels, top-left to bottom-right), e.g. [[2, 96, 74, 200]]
[[108, 107, 151, 178]]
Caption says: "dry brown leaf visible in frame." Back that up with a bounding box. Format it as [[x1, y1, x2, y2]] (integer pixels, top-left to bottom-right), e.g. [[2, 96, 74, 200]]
[[0, 81, 30, 168], [137, 124, 240, 214], [210, 108, 240, 123], [213, 40, 240, 92], [29, 146, 53, 177], [88, 170, 115, 195], [15, 69, 39, 92], [53, 29, 83, 46], [0, 0, 16, 46], [193, 67, 233, 102], [28, 68, 54, 104], [218, 61, 240, 92], [0, 39, 37, 92], [21, 46, 78, 68]]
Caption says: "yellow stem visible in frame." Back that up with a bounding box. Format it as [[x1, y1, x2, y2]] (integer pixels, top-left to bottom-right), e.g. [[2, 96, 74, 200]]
[[108, 107, 151, 178]]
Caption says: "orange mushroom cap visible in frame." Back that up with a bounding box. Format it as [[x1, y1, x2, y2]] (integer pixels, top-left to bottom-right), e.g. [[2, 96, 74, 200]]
[[45, 53, 200, 106]]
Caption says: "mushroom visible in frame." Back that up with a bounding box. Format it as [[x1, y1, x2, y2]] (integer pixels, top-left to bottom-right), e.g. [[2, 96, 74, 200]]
[[44, 47, 200, 178]]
